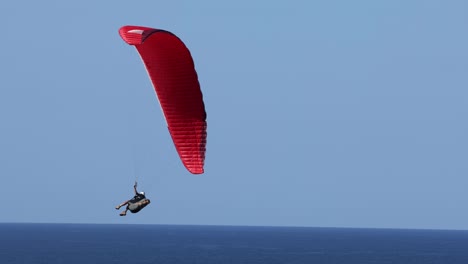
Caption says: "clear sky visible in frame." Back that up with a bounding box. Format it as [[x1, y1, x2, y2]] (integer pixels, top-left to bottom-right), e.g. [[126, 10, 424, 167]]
[[1, 0, 467, 229]]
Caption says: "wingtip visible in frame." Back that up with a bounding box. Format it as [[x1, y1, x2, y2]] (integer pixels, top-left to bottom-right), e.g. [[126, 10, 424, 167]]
[[189, 168, 205, 175], [118, 25, 157, 45]]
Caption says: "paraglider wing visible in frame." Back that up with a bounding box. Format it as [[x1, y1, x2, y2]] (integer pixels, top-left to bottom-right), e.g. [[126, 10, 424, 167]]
[[119, 25, 207, 174]]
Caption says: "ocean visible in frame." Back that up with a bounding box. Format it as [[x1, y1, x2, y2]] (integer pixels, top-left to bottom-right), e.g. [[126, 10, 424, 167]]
[[0, 223, 467, 263]]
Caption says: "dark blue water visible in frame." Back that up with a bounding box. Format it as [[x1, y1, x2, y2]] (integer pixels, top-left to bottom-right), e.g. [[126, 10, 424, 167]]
[[1, 223, 467, 263]]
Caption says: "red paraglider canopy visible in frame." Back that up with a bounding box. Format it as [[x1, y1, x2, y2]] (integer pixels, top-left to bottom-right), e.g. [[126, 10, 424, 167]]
[[119, 25, 207, 174]]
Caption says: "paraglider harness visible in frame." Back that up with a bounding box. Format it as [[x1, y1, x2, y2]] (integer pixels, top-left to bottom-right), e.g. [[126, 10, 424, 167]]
[[128, 182, 150, 213]]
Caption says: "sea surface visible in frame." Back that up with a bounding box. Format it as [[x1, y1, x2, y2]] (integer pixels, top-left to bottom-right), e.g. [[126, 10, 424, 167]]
[[1, 223, 467, 264]]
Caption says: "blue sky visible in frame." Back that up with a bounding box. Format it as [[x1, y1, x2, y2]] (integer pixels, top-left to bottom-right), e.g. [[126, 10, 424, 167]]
[[1, 0, 467, 229]]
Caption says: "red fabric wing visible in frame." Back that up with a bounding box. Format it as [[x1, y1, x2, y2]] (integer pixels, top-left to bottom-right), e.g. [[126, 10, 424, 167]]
[[119, 26, 207, 174]]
